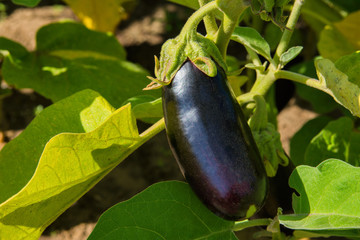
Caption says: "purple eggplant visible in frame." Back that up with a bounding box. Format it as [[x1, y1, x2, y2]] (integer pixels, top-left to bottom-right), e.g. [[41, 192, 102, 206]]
[[162, 61, 268, 220]]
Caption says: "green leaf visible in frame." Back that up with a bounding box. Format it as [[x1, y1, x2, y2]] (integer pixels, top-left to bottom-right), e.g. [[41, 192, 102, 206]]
[[290, 116, 331, 166], [0, 89, 115, 204], [304, 117, 353, 167], [317, 25, 356, 62], [123, 95, 163, 123], [315, 58, 360, 117], [231, 26, 272, 62], [317, 10, 360, 62], [36, 21, 126, 59], [0, 91, 156, 239], [335, 51, 360, 86], [11, 0, 41, 7], [279, 46, 303, 68], [279, 159, 360, 238], [1, 22, 160, 108], [301, 0, 343, 35], [0, 38, 28, 59], [167, 0, 199, 10], [63, 0, 135, 32], [88, 181, 237, 240]]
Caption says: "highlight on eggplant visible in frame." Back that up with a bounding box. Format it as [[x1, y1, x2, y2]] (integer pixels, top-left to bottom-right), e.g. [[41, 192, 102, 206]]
[[162, 60, 268, 221]]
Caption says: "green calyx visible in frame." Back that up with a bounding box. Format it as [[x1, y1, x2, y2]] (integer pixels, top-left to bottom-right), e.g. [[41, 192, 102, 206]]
[[250, 0, 291, 29], [145, 30, 227, 90], [248, 95, 289, 177]]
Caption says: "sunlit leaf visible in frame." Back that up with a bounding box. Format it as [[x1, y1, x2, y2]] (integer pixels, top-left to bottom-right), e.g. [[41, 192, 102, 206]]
[[318, 10, 360, 61], [63, 0, 137, 32], [0, 90, 156, 239]]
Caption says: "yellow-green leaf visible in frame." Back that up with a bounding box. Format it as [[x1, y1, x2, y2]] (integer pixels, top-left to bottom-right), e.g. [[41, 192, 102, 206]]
[[0, 96, 150, 239], [318, 10, 360, 61], [63, 0, 136, 32]]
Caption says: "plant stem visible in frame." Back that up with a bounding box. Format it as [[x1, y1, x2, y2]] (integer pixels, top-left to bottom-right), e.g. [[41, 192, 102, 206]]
[[274, 70, 329, 93], [198, 0, 218, 38], [273, 0, 305, 64], [215, 13, 240, 58], [180, 1, 218, 36], [232, 218, 272, 231], [140, 118, 165, 141]]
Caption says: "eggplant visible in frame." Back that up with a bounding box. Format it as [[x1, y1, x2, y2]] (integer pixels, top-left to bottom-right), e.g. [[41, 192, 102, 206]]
[[162, 61, 268, 220]]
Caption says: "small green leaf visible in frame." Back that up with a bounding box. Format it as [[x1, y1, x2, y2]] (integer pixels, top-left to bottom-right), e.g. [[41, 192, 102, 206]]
[[304, 117, 353, 167], [279, 46, 303, 68], [315, 58, 360, 117], [231, 26, 272, 62], [11, 0, 41, 7], [290, 116, 331, 166], [279, 159, 360, 237], [88, 181, 237, 240], [0, 93, 153, 239]]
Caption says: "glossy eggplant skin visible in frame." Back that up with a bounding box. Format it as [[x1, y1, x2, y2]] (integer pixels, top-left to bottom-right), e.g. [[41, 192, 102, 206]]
[[162, 61, 268, 220]]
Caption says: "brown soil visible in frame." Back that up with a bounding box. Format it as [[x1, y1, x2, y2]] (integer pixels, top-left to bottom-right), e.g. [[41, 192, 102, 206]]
[[0, 2, 318, 240]]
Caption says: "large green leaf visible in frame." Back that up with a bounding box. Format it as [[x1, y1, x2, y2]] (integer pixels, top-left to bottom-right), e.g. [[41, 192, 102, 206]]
[[231, 27, 272, 62], [88, 181, 237, 240], [0, 90, 161, 239], [1, 22, 159, 108], [279, 159, 360, 238], [0, 89, 114, 204]]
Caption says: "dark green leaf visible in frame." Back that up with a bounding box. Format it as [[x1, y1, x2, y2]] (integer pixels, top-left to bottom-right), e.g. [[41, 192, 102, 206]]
[[88, 181, 237, 240], [1, 22, 160, 107], [291, 59, 339, 114], [11, 0, 41, 7], [304, 117, 353, 166], [167, 0, 199, 10], [290, 116, 331, 166]]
